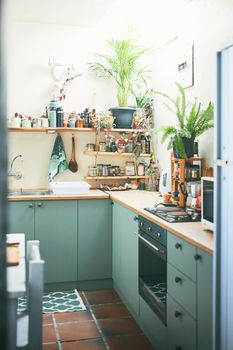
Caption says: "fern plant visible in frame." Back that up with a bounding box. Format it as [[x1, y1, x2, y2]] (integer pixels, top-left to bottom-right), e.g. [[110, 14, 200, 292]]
[[88, 37, 150, 107], [156, 83, 214, 158]]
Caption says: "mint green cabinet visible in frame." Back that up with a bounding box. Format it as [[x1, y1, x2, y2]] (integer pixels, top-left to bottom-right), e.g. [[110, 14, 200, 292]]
[[35, 200, 77, 284], [112, 201, 139, 316], [8, 201, 35, 241], [196, 249, 213, 350], [78, 199, 112, 281]]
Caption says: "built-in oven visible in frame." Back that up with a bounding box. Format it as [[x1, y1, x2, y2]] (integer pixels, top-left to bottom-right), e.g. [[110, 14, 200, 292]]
[[135, 216, 167, 325]]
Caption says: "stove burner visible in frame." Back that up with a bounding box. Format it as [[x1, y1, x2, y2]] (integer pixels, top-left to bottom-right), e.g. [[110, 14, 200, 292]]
[[144, 205, 201, 223]]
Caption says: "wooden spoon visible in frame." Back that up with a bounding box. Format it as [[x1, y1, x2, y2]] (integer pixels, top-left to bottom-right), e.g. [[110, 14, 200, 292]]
[[68, 136, 78, 172]]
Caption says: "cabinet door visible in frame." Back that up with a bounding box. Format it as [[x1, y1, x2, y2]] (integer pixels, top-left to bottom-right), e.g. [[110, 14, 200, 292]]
[[8, 201, 35, 240], [112, 201, 139, 315], [112, 201, 123, 288], [167, 295, 196, 350], [35, 200, 78, 284], [78, 199, 112, 281], [197, 250, 213, 350]]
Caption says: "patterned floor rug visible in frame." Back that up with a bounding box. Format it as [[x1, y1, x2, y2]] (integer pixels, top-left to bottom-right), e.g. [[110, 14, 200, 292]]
[[18, 289, 86, 313]]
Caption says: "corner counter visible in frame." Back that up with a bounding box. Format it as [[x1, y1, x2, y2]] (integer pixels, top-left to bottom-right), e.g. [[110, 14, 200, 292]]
[[108, 190, 214, 254]]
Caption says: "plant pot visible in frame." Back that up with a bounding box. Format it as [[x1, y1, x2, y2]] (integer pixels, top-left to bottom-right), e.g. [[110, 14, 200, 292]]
[[173, 137, 195, 158], [110, 107, 136, 129]]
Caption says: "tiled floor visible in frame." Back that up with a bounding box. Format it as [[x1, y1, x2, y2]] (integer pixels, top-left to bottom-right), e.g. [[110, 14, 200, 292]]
[[43, 289, 155, 350]]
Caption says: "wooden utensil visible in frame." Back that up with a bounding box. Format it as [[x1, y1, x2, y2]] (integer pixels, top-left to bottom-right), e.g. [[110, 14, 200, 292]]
[[68, 136, 78, 172]]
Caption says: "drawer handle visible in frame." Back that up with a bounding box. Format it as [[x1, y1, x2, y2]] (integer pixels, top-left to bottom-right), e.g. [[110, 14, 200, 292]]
[[175, 276, 182, 283], [28, 203, 34, 208], [156, 232, 161, 238], [37, 203, 43, 208], [174, 310, 182, 318], [148, 226, 152, 232], [134, 216, 138, 221], [194, 254, 202, 261], [175, 243, 182, 249]]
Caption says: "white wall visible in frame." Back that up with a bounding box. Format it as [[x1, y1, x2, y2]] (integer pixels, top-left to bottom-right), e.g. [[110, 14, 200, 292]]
[[7, 0, 233, 189]]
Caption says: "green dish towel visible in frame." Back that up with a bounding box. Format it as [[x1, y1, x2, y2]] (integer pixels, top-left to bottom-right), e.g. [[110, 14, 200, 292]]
[[48, 134, 68, 182]]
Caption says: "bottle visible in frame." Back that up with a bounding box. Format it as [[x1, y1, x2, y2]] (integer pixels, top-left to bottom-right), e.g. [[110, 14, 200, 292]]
[[56, 106, 64, 127], [145, 136, 151, 154], [48, 97, 57, 127], [83, 108, 89, 128]]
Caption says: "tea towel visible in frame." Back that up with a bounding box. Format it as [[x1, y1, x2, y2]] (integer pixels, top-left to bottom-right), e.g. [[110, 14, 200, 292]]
[[48, 134, 68, 182]]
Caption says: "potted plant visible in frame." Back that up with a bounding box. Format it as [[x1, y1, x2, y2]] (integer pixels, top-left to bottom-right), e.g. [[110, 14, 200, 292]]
[[156, 83, 214, 158], [88, 36, 150, 129]]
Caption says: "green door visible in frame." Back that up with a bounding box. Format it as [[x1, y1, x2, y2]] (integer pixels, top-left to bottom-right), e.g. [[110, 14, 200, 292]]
[[8, 201, 35, 240], [78, 199, 112, 280], [35, 200, 78, 284], [197, 249, 213, 350]]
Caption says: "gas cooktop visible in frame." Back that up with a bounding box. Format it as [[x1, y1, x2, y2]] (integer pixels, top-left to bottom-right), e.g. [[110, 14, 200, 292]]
[[144, 204, 201, 223]]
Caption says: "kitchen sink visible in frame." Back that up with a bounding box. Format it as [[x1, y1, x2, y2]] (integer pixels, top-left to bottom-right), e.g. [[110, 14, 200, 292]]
[[8, 190, 52, 196]]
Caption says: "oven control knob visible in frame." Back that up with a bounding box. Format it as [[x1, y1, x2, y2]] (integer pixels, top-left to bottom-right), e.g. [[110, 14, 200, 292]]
[[140, 222, 144, 227], [175, 276, 182, 283], [148, 226, 152, 232], [174, 311, 182, 318], [134, 216, 138, 221], [175, 243, 182, 249], [157, 232, 161, 238]]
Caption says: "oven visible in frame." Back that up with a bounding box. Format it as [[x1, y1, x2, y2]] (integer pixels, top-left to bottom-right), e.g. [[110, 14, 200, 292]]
[[136, 216, 167, 325]]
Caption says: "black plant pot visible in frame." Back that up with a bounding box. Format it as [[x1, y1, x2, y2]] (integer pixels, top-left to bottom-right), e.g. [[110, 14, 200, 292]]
[[110, 107, 136, 129], [173, 137, 195, 158]]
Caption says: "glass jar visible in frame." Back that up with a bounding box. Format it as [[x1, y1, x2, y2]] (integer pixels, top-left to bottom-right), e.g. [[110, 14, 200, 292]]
[[137, 162, 145, 176], [191, 165, 200, 179], [96, 164, 103, 176], [125, 161, 135, 176], [102, 165, 109, 176], [99, 142, 106, 152], [88, 167, 97, 177]]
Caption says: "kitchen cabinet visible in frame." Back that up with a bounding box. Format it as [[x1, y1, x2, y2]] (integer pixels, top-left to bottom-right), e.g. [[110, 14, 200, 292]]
[[167, 232, 213, 350], [34, 200, 77, 284], [78, 199, 112, 281], [8, 201, 35, 241], [196, 249, 213, 350], [112, 201, 139, 316], [8, 200, 78, 284]]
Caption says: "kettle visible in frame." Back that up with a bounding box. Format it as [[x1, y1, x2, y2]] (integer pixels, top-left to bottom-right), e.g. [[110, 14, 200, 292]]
[[159, 168, 171, 194]]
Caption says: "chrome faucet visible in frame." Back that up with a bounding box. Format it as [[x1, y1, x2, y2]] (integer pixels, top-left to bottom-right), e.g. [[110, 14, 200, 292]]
[[8, 154, 23, 180]]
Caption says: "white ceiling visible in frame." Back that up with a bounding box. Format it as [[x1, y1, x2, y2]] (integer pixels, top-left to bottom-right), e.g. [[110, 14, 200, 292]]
[[8, 0, 119, 26]]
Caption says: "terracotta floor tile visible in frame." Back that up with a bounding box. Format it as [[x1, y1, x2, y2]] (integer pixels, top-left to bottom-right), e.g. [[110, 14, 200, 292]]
[[43, 314, 54, 325], [97, 318, 142, 337], [106, 334, 155, 350], [62, 338, 107, 350], [91, 303, 130, 319], [43, 343, 59, 350], [55, 310, 93, 323], [83, 289, 121, 305], [58, 320, 101, 342], [43, 325, 57, 343]]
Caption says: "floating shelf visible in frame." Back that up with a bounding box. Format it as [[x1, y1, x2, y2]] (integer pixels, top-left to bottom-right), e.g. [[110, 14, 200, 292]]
[[86, 176, 146, 180], [83, 150, 151, 157], [9, 127, 146, 133]]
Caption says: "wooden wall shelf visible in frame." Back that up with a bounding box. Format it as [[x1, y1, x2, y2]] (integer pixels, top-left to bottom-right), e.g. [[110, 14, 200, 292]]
[[8, 127, 145, 134], [84, 150, 151, 157], [86, 176, 146, 180]]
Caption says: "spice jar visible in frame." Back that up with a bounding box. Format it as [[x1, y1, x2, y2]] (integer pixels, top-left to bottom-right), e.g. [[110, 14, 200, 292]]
[[137, 162, 145, 176], [88, 167, 97, 177], [102, 165, 109, 176], [191, 165, 200, 179], [86, 143, 96, 151], [125, 161, 135, 176], [99, 142, 106, 152]]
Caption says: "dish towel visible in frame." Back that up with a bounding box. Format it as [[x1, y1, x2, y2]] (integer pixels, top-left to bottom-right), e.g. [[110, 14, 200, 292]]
[[48, 134, 68, 182]]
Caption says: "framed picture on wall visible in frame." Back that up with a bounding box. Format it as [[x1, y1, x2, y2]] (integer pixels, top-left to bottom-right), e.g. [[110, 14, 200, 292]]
[[177, 43, 194, 88]]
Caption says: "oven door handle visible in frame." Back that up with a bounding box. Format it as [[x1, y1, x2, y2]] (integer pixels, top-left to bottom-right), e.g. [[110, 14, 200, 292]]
[[134, 232, 160, 252]]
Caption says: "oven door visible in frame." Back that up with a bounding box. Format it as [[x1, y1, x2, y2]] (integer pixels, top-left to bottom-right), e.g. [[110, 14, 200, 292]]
[[137, 230, 167, 325]]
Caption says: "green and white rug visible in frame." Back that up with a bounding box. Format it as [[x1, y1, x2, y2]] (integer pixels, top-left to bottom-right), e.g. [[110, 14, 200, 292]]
[[18, 289, 86, 314]]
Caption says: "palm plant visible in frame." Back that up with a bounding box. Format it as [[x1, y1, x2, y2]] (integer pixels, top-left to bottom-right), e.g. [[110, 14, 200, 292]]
[[156, 83, 214, 158], [88, 37, 150, 107]]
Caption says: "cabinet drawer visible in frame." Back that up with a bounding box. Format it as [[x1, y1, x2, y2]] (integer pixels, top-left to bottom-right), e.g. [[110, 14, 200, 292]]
[[168, 232, 196, 281], [167, 295, 196, 350], [168, 263, 196, 319]]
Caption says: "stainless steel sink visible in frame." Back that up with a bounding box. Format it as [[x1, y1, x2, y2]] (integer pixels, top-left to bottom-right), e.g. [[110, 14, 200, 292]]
[[8, 190, 52, 196]]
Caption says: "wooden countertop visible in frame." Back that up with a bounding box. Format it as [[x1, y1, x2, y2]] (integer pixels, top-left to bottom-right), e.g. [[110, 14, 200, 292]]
[[8, 188, 214, 254], [8, 189, 109, 201], [108, 190, 214, 254]]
